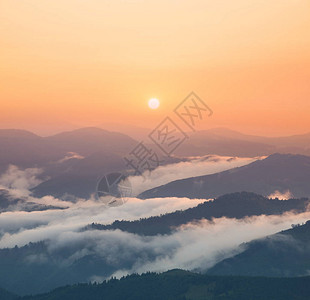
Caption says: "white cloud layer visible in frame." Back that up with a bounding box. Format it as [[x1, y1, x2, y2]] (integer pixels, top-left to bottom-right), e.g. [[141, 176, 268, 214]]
[[268, 190, 293, 200], [0, 161, 309, 284], [106, 212, 310, 278], [0, 165, 43, 197], [1, 193, 309, 282], [0, 196, 205, 245], [128, 155, 260, 196]]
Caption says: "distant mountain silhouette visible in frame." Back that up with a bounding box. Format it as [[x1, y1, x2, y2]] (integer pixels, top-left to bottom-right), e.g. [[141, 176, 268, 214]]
[[0, 128, 138, 198], [98, 122, 151, 140], [208, 220, 310, 277], [1, 127, 310, 174], [0, 129, 40, 139], [31, 150, 127, 198], [44, 127, 137, 156], [0, 129, 59, 172], [32, 149, 182, 199], [139, 154, 310, 199], [0, 127, 137, 172], [2, 128, 310, 199], [176, 128, 310, 157]]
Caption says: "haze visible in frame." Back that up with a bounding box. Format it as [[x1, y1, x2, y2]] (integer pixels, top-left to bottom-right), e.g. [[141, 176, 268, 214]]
[[1, 0, 310, 136]]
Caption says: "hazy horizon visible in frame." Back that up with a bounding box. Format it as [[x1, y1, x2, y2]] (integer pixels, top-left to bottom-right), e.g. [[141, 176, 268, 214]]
[[1, 0, 310, 137], [0, 123, 310, 139]]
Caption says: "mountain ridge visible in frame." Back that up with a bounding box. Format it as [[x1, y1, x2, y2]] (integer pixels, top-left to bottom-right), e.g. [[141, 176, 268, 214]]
[[208, 220, 310, 277], [139, 153, 310, 199], [85, 192, 310, 236]]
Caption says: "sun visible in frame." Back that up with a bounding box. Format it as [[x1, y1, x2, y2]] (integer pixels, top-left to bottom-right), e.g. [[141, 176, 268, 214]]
[[148, 98, 160, 109]]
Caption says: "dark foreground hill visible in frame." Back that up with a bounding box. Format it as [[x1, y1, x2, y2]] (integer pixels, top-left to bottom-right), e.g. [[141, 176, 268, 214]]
[[18, 270, 310, 300], [139, 154, 310, 199], [0, 192, 309, 295], [208, 220, 310, 277], [0, 288, 17, 300], [85, 192, 309, 235]]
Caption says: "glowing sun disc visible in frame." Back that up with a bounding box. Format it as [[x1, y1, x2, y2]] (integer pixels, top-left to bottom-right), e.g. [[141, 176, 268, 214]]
[[148, 98, 160, 109]]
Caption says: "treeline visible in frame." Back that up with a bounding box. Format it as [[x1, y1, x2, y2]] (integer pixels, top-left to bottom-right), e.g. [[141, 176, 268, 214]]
[[208, 220, 310, 277], [84, 192, 309, 235], [12, 269, 310, 300]]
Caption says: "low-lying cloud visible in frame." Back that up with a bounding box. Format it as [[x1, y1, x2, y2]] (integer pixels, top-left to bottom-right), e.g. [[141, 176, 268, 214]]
[[0, 165, 43, 197], [1, 193, 310, 283], [0, 196, 205, 243], [3, 209, 310, 285], [106, 212, 310, 278], [0, 161, 309, 289], [128, 155, 261, 196], [269, 190, 293, 200], [56, 152, 84, 163]]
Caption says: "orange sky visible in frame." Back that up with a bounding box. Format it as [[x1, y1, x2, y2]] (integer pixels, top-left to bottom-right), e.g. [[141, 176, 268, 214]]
[[1, 0, 310, 136]]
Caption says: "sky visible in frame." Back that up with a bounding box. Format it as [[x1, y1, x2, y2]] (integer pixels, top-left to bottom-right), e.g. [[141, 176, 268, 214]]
[[1, 0, 310, 136]]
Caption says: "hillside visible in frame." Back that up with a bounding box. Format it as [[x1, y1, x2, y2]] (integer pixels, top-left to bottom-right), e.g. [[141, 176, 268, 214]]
[[85, 192, 309, 235], [0, 127, 136, 172], [1, 192, 309, 295], [0, 287, 17, 300], [208, 220, 310, 277], [43, 127, 137, 157], [20, 270, 310, 300], [0, 127, 138, 198], [176, 128, 310, 157], [139, 154, 310, 199]]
